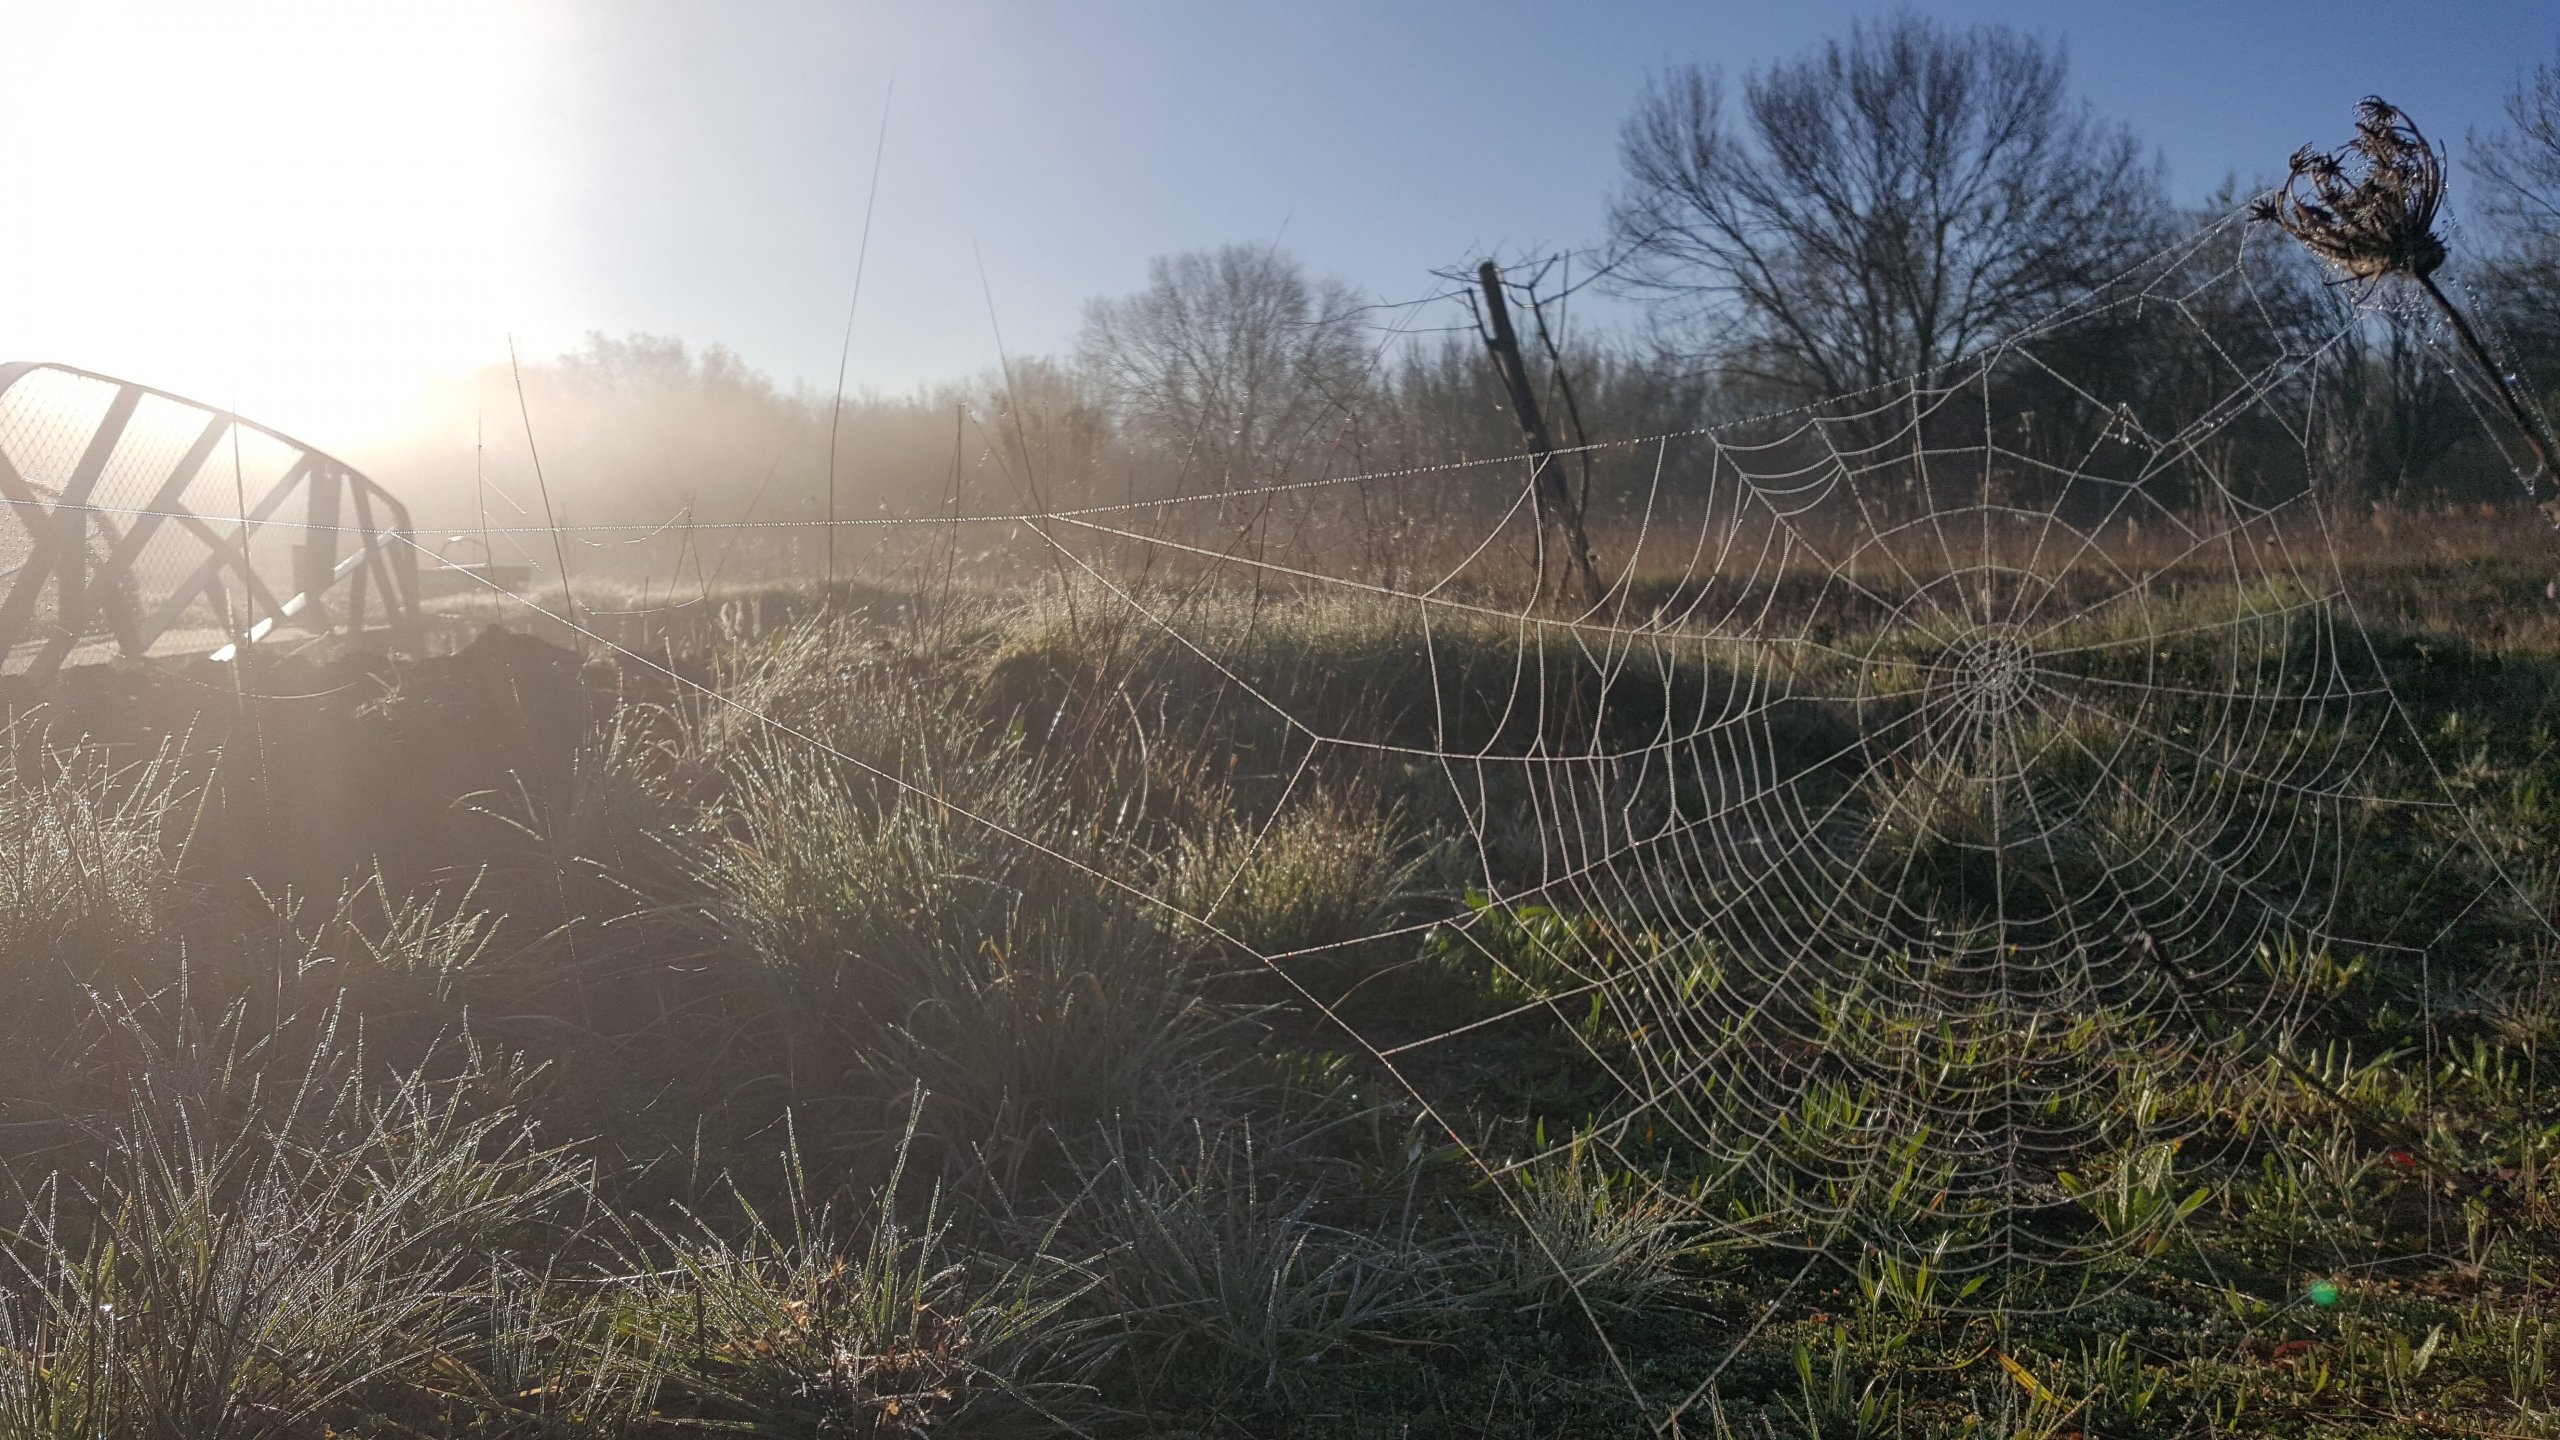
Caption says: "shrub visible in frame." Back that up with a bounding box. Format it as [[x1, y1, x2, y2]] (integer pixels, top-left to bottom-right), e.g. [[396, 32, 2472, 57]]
[[691, 727, 1236, 1181], [0, 1015, 581, 1439], [0, 727, 183, 1133], [1487, 1132, 1696, 1316], [0, 725, 176, 973], [601, 1117, 1086, 1437], [1168, 789, 1434, 999], [1059, 1123, 1460, 1407]]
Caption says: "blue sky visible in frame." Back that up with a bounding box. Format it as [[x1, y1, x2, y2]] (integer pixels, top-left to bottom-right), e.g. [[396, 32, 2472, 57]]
[[1, 0, 2552, 446]]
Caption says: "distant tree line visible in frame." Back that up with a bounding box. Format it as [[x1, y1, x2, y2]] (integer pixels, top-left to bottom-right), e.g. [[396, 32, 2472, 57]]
[[398, 16, 2560, 565]]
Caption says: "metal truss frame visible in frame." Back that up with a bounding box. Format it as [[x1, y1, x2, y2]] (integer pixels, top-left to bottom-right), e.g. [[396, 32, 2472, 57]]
[[0, 362, 422, 682]]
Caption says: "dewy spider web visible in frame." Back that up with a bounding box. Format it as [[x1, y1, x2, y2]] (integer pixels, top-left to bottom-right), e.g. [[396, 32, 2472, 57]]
[[931, 204, 2546, 1381], [346, 203, 2546, 1425]]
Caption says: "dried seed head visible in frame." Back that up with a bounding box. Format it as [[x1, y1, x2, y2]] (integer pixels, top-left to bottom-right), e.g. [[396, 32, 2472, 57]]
[[2252, 98, 2448, 282]]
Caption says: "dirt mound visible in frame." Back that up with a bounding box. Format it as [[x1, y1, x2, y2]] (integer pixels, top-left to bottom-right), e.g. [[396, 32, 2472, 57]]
[[2, 627, 629, 893]]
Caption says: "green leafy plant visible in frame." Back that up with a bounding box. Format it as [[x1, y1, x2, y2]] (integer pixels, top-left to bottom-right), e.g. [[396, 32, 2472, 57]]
[[2056, 1144, 2211, 1257], [1785, 1324, 1899, 1440]]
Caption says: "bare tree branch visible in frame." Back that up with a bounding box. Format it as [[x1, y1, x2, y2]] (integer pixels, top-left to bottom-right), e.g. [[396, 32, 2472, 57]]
[[1605, 15, 2165, 404]]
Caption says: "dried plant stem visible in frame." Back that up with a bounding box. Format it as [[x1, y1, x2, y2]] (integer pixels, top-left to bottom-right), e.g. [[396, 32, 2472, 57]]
[[2415, 272, 2560, 488], [2257, 97, 2560, 495], [509, 334, 578, 624]]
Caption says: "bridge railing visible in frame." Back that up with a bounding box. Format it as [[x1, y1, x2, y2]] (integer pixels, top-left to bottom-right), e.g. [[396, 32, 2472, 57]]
[[0, 362, 422, 682]]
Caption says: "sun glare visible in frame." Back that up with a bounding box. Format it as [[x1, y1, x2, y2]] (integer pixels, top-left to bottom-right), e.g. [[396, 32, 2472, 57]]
[[0, 2, 549, 449]]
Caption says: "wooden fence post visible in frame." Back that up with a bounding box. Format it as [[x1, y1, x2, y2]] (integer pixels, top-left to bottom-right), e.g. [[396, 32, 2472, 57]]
[[1475, 260, 1602, 604]]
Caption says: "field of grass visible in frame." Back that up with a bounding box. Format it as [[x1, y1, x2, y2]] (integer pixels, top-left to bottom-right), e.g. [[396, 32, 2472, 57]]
[[2, 505, 2558, 1437]]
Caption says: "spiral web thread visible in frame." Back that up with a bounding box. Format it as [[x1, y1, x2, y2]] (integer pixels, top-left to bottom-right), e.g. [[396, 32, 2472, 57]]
[[324, 205, 2541, 1425]]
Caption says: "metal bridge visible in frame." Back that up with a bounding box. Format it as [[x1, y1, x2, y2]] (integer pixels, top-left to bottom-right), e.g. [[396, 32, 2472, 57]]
[[0, 362, 423, 683]]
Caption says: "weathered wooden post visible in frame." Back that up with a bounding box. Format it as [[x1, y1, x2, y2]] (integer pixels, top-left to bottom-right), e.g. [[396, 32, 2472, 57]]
[[1475, 259, 1602, 604]]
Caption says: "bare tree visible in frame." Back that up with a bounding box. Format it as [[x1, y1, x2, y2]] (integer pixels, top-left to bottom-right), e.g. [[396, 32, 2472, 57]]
[[1078, 245, 1371, 492], [2474, 50, 2560, 240], [2470, 48, 2560, 395], [1607, 15, 2165, 402]]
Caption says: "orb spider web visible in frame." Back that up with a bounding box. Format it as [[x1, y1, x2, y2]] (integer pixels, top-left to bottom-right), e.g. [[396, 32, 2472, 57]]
[[394, 202, 2549, 1430], [1432, 264, 2376, 1220], [1026, 208, 2548, 1420]]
